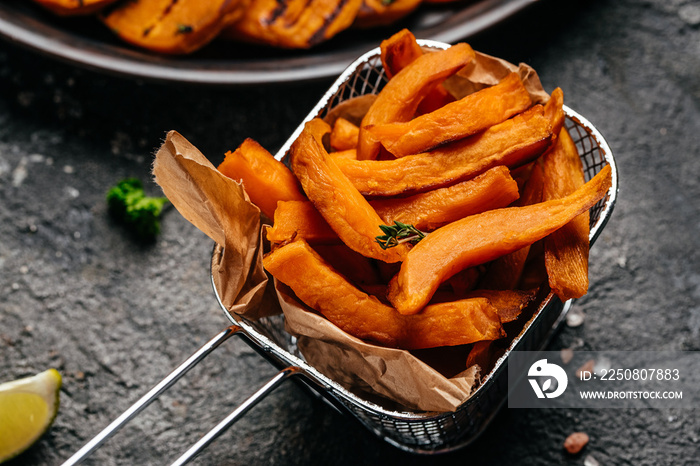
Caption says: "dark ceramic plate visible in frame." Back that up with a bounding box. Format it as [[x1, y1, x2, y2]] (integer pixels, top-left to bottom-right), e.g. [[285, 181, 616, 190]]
[[0, 0, 537, 85]]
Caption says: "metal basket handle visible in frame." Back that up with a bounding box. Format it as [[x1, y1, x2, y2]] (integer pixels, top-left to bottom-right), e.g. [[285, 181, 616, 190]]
[[61, 325, 303, 466]]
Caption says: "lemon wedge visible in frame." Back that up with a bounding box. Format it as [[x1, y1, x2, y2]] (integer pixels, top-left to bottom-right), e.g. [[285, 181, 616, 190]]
[[0, 369, 61, 463]]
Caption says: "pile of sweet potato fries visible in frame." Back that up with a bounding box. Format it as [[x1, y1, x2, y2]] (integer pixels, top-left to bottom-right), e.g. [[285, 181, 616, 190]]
[[214, 30, 612, 365]]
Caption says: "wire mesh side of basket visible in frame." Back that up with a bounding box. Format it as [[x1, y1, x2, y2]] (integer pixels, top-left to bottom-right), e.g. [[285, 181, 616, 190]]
[[235, 43, 618, 453]]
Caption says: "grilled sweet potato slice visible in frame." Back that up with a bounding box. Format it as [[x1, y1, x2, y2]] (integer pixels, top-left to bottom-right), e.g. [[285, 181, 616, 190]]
[[102, 0, 247, 54], [367, 72, 533, 157], [354, 0, 422, 28], [34, 0, 117, 16], [357, 42, 475, 160], [370, 165, 520, 231], [542, 128, 590, 301], [263, 240, 505, 349], [225, 0, 362, 49], [289, 119, 408, 263], [387, 165, 612, 315], [217, 138, 305, 219], [338, 105, 552, 197]]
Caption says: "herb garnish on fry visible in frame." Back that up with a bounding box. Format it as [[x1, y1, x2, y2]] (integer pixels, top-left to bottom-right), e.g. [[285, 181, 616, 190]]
[[375, 221, 427, 250]]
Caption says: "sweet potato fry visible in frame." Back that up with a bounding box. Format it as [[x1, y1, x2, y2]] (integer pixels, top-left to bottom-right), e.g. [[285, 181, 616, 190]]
[[443, 267, 484, 296], [466, 340, 496, 373], [379, 29, 456, 116], [268, 166, 519, 243], [465, 289, 536, 323], [387, 165, 612, 315], [217, 138, 305, 219], [357, 42, 475, 160], [518, 241, 548, 291], [369, 165, 519, 231], [479, 237, 530, 292], [290, 119, 408, 263], [329, 149, 358, 160], [380, 29, 424, 79], [330, 118, 360, 152], [544, 87, 566, 138], [367, 72, 533, 157], [416, 86, 457, 115], [267, 200, 337, 244], [338, 105, 552, 197], [409, 300, 504, 350], [313, 244, 382, 285], [542, 128, 590, 301], [479, 163, 544, 290], [263, 240, 504, 349]]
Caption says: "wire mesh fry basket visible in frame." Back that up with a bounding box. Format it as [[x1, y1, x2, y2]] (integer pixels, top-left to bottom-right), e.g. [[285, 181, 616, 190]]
[[62, 41, 618, 465]]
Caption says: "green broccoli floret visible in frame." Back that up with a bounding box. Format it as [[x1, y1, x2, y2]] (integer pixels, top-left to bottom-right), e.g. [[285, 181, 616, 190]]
[[106, 178, 169, 240]]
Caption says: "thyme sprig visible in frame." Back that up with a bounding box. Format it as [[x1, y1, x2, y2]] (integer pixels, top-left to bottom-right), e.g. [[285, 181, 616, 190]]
[[375, 221, 427, 250]]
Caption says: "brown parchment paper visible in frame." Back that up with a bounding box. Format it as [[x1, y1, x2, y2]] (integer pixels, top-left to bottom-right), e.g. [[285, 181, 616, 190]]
[[152, 131, 273, 319], [276, 282, 480, 411], [444, 51, 550, 105], [151, 49, 550, 412]]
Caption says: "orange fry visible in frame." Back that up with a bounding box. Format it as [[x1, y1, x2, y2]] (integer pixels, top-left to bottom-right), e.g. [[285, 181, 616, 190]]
[[367, 72, 532, 157], [263, 239, 504, 349], [370, 165, 519, 231], [330, 117, 360, 152], [387, 165, 612, 315], [542, 128, 590, 301], [329, 149, 358, 160], [290, 119, 407, 263], [268, 165, 519, 243], [466, 340, 496, 372], [217, 138, 305, 219], [314, 243, 382, 285], [379, 29, 456, 115], [479, 163, 544, 290], [357, 42, 475, 160], [267, 200, 338, 244], [380, 28, 424, 79], [338, 105, 552, 197], [544, 87, 566, 138], [465, 289, 536, 324]]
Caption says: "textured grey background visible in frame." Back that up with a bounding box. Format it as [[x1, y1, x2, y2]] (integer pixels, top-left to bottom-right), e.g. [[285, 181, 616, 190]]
[[1, 0, 699, 464]]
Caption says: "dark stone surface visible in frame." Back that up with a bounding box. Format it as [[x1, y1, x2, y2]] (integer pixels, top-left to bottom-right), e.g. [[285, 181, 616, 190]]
[[1, 0, 699, 464]]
